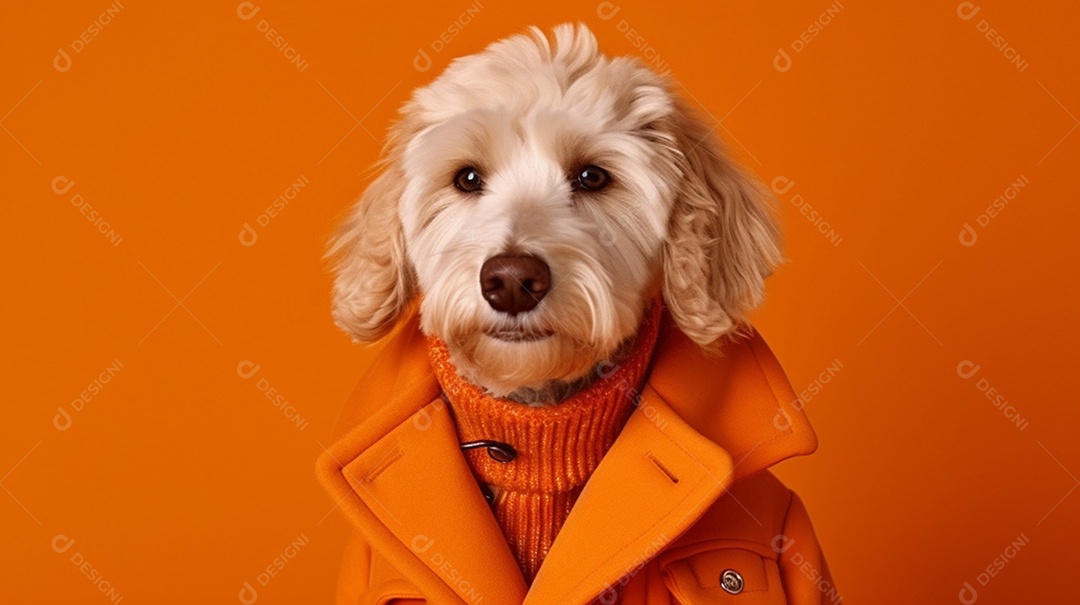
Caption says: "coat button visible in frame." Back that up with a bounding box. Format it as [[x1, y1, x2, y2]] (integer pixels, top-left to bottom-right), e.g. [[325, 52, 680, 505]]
[[459, 440, 518, 464], [479, 484, 495, 505], [720, 569, 744, 594], [485, 442, 517, 463]]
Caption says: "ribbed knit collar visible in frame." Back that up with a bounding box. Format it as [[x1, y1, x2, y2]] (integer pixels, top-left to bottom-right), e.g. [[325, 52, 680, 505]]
[[429, 302, 662, 489]]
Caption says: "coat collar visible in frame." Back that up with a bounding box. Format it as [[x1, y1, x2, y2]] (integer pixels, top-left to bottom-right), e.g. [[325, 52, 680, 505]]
[[317, 309, 817, 604]]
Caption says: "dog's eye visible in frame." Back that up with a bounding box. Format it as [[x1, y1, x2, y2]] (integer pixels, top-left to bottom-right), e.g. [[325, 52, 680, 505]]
[[574, 165, 611, 191], [454, 167, 483, 193]]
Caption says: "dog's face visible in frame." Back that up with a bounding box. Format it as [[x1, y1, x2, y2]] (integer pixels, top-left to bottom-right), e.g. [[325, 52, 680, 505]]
[[330, 25, 780, 399]]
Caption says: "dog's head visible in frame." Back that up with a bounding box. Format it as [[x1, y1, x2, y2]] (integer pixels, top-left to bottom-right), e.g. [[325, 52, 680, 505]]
[[330, 24, 780, 398]]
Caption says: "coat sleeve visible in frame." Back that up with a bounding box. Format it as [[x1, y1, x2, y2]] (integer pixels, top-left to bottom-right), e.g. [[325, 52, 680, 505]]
[[777, 492, 841, 605]]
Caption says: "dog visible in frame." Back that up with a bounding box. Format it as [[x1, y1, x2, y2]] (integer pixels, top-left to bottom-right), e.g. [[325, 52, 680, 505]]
[[319, 23, 835, 605]]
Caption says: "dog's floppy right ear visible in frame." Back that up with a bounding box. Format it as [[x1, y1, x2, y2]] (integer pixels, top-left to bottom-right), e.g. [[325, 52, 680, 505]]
[[661, 99, 782, 347], [327, 162, 416, 342]]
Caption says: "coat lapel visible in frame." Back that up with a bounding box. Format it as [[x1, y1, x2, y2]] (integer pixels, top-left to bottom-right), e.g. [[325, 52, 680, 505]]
[[523, 319, 819, 604], [523, 387, 733, 605], [340, 398, 528, 604], [317, 314, 528, 604]]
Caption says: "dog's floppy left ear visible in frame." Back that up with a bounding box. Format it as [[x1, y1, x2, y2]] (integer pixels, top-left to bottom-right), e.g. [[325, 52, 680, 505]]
[[661, 99, 782, 347], [327, 162, 416, 343]]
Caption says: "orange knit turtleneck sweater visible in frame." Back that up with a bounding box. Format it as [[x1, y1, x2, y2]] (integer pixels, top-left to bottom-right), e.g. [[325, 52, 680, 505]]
[[428, 303, 662, 584]]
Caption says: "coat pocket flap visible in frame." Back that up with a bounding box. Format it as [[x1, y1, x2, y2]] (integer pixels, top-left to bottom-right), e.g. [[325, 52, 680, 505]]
[[360, 578, 427, 605], [662, 547, 786, 603]]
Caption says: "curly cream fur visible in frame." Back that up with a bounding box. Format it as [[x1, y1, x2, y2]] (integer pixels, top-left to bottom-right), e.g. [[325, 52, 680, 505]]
[[661, 100, 782, 347]]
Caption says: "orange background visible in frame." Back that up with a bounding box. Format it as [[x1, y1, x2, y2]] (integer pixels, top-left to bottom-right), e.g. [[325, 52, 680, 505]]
[[2, 1, 1078, 603]]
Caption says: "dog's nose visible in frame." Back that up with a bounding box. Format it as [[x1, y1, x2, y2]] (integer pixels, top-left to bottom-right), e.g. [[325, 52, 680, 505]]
[[479, 254, 551, 315]]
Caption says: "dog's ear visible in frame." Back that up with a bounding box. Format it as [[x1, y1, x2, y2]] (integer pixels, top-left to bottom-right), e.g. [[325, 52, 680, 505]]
[[327, 162, 416, 342], [661, 99, 782, 347]]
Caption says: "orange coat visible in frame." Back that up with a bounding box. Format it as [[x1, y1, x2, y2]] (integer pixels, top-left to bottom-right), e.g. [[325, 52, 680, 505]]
[[317, 310, 837, 604]]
